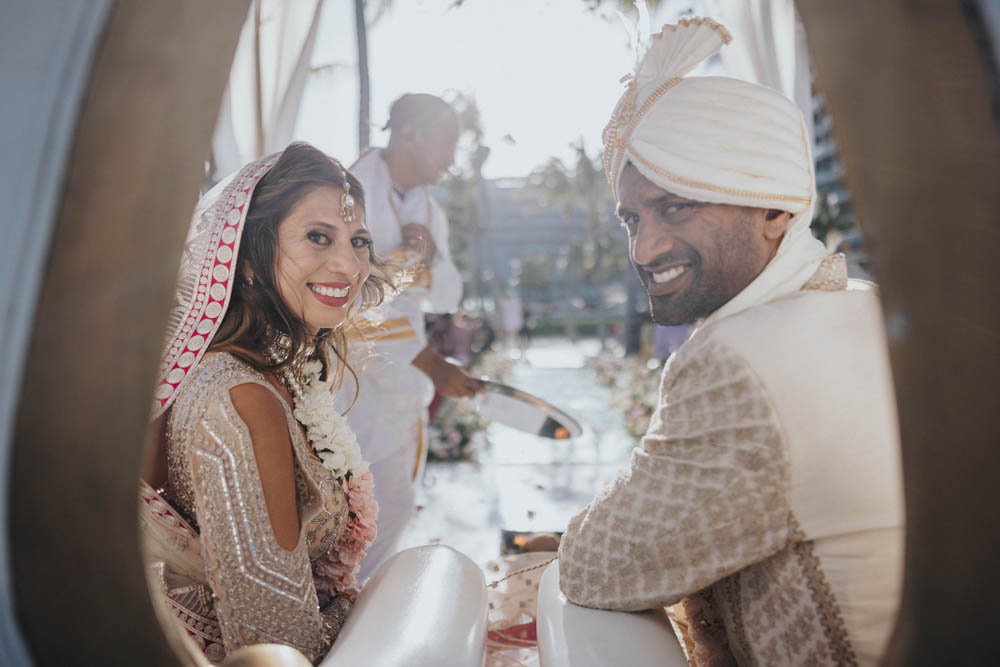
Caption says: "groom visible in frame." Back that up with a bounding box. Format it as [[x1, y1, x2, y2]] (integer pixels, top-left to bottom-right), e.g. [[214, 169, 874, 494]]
[[557, 18, 904, 665]]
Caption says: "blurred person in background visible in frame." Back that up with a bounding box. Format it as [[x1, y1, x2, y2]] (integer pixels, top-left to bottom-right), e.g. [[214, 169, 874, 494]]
[[339, 93, 483, 579]]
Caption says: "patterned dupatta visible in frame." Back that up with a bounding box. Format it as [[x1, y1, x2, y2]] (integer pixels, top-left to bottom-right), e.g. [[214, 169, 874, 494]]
[[151, 153, 280, 419], [138, 479, 227, 662], [141, 155, 279, 662]]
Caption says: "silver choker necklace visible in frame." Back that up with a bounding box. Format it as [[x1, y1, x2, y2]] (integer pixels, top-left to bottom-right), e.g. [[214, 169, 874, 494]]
[[264, 331, 314, 401]]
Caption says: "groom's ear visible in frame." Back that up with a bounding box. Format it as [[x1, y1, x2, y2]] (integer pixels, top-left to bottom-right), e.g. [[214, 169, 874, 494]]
[[763, 209, 791, 240]]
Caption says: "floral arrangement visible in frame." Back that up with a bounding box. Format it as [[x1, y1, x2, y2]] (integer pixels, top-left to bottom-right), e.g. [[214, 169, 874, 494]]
[[586, 353, 663, 439], [427, 350, 513, 462], [427, 399, 491, 461], [290, 360, 378, 598]]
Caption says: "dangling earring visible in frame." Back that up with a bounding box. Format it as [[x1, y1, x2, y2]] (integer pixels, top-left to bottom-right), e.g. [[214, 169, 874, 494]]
[[246, 274, 254, 287]]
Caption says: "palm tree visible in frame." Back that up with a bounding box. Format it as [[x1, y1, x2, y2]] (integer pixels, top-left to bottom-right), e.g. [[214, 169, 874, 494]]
[[523, 143, 630, 349], [438, 94, 509, 334], [523, 156, 582, 341], [353, 0, 394, 153], [353, 0, 370, 152]]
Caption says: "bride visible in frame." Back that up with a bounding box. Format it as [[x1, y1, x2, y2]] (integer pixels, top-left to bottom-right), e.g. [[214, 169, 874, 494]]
[[140, 142, 392, 663]]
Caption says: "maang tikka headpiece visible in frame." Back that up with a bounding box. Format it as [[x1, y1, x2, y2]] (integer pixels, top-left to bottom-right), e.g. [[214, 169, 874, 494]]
[[339, 166, 356, 225]]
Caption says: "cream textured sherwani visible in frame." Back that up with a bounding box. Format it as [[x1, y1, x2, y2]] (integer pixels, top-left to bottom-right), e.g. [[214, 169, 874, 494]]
[[559, 257, 904, 665]]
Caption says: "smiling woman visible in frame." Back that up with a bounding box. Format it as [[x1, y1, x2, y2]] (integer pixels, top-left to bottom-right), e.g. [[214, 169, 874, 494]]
[[140, 142, 395, 663], [272, 187, 372, 330], [205, 142, 389, 383]]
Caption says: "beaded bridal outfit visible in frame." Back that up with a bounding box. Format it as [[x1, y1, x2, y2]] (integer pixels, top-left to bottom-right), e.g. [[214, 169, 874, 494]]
[[139, 152, 376, 664]]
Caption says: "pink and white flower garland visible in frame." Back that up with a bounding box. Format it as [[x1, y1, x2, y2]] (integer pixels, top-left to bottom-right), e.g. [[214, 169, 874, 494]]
[[291, 361, 378, 599]]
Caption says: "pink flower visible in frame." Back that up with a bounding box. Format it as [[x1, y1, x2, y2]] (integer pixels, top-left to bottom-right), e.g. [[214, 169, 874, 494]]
[[348, 471, 375, 498], [312, 471, 379, 596]]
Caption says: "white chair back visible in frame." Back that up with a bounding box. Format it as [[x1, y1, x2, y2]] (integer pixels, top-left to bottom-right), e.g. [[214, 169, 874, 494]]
[[536, 561, 687, 667], [321, 545, 488, 667]]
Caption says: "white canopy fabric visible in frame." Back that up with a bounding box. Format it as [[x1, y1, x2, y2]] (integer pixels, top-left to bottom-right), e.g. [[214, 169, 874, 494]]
[[705, 0, 814, 152], [0, 3, 112, 664], [212, 0, 324, 178]]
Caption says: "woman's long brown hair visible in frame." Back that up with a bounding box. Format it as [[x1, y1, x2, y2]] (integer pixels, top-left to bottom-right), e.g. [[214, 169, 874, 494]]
[[208, 142, 394, 400]]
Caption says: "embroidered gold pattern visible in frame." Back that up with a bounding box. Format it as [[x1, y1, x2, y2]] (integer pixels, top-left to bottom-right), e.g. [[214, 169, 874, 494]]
[[627, 147, 812, 204], [603, 77, 682, 191], [559, 337, 792, 610], [707, 524, 860, 666], [716, 575, 751, 666], [798, 112, 816, 208], [665, 16, 733, 45], [163, 353, 349, 662], [792, 522, 859, 666], [160, 569, 227, 663], [802, 254, 849, 292]]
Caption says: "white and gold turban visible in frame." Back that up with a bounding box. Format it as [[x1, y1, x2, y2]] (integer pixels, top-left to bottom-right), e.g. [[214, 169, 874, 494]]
[[604, 17, 829, 325], [603, 17, 814, 211]]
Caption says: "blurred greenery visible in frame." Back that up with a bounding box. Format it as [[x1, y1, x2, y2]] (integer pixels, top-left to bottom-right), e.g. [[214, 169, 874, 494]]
[[520, 142, 632, 347], [810, 186, 857, 245], [438, 92, 485, 273], [437, 93, 509, 319]]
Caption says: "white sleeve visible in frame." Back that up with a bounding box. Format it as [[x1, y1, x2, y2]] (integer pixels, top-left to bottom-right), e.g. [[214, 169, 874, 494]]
[[424, 198, 463, 314]]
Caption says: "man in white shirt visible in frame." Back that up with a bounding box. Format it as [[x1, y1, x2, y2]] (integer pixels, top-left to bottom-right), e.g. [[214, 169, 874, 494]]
[[345, 93, 482, 578]]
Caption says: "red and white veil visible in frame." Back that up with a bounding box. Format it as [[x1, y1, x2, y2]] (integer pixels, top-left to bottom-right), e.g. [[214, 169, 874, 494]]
[[151, 153, 279, 419]]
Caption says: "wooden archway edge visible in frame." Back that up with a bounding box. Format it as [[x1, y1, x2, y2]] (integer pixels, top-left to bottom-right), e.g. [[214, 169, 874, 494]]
[[10, 1, 249, 664], [10, 0, 1000, 664], [795, 1, 1000, 663]]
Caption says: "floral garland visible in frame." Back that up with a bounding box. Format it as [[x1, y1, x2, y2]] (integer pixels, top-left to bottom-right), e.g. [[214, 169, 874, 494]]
[[285, 360, 378, 598]]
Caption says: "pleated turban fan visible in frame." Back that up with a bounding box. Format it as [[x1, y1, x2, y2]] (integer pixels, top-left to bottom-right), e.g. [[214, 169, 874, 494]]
[[604, 17, 829, 326], [602, 17, 815, 215]]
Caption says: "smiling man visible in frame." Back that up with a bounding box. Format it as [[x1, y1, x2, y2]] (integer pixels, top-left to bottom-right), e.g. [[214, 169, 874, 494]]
[[618, 166, 792, 326], [557, 18, 904, 666]]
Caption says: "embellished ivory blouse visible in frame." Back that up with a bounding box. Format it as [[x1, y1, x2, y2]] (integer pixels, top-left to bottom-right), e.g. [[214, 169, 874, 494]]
[[143, 353, 349, 663], [559, 259, 904, 666]]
